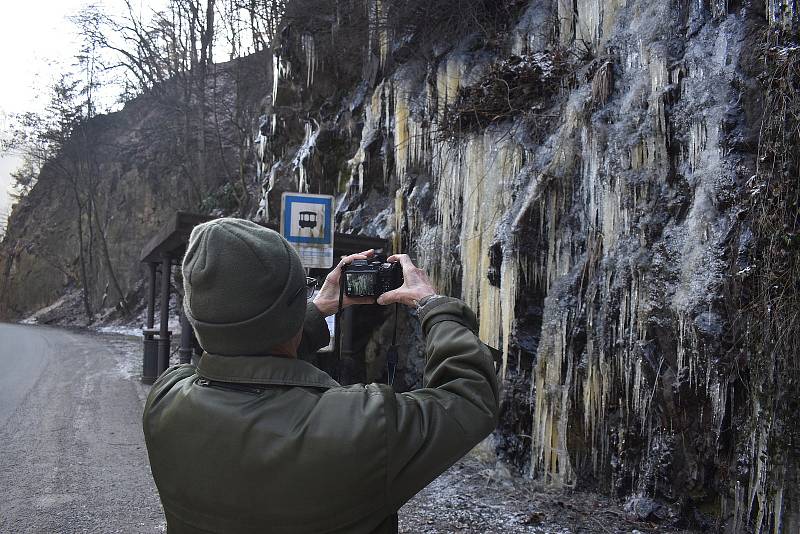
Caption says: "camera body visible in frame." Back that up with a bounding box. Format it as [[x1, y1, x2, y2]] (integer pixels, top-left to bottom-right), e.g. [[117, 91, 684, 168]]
[[342, 259, 403, 298]]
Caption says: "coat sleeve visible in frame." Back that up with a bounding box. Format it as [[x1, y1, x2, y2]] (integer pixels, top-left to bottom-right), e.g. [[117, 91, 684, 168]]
[[297, 302, 332, 356], [380, 297, 500, 508]]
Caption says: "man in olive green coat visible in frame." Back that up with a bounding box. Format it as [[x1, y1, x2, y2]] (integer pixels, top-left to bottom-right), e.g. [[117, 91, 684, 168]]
[[143, 218, 499, 533]]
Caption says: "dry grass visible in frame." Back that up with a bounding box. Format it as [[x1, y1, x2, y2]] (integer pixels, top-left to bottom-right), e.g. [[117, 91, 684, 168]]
[[745, 31, 800, 439], [437, 49, 574, 139], [725, 28, 800, 530]]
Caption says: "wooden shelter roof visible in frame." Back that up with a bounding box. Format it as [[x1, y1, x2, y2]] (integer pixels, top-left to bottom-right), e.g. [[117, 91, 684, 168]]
[[140, 211, 390, 267]]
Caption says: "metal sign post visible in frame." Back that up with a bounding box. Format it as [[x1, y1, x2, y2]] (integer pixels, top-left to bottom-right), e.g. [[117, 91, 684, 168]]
[[280, 192, 335, 269]]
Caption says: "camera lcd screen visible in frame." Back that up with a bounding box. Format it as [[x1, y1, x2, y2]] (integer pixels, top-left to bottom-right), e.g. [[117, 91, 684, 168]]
[[345, 272, 376, 297]]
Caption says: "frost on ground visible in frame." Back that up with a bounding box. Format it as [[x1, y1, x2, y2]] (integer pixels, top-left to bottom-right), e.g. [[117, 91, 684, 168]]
[[97, 324, 146, 337], [98, 328, 184, 384], [20, 285, 182, 338], [101, 332, 144, 381], [400, 456, 697, 534]]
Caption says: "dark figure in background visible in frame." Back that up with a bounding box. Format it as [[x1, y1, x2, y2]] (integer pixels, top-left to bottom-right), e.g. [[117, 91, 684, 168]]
[[143, 218, 499, 533]]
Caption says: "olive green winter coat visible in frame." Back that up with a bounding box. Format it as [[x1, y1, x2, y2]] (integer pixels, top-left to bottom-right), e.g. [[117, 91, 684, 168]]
[[143, 297, 500, 533]]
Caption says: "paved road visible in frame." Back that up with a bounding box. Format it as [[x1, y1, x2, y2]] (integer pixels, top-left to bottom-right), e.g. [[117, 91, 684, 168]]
[[0, 323, 164, 533]]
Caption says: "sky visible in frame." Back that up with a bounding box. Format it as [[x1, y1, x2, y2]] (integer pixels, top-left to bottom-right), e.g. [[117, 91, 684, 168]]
[[0, 0, 91, 218], [0, 1, 169, 224]]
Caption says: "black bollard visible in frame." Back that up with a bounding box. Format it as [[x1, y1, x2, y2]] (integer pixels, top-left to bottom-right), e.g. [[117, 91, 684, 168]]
[[142, 329, 159, 384]]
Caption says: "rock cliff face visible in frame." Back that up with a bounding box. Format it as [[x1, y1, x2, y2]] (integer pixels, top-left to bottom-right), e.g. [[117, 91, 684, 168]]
[[260, 0, 799, 530], [2, 0, 798, 530], [0, 54, 271, 321]]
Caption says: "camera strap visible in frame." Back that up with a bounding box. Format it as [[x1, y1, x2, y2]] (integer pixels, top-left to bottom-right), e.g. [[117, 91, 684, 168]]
[[387, 303, 399, 387], [334, 281, 345, 382], [334, 278, 399, 387]]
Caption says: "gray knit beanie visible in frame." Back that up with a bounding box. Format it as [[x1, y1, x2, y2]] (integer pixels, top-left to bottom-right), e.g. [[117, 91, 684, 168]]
[[182, 218, 306, 355]]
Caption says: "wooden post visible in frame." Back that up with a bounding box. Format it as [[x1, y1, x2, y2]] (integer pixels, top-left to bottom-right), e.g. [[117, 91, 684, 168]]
[[147, 262, 157, 329], [141, 261, 160, 384], [157, 255, 172, 375]]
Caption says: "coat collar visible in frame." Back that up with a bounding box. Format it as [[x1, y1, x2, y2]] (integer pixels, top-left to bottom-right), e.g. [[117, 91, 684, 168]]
[[197, 353, 340, 389]]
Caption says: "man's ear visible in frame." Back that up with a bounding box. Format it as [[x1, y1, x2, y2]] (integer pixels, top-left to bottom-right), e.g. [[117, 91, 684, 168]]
[[291, 327, 303, 350], [268, 327, 304, 357]]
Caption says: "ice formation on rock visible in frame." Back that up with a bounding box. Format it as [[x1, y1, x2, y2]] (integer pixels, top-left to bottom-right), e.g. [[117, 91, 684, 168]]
[[293, 119, 320, 193], [260, 1, 800, 530]]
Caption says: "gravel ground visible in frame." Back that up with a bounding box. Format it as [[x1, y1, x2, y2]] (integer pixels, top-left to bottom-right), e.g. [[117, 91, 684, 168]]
[[0, 324, 164, 533], [399, 457, 696, 533]]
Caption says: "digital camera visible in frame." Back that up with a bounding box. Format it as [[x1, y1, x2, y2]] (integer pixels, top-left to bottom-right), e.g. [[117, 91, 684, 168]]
[[342, 259, 403, 298]]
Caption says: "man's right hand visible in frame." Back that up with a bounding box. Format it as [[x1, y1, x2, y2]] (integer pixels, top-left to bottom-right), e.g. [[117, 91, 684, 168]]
[[376, 254, 437, 307], [313, 249, 377, 317]]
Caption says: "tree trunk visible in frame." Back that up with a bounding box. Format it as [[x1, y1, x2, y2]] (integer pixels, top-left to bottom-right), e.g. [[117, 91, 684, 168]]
[[88, 191, 127, 312], [71, 186, 93, 321]]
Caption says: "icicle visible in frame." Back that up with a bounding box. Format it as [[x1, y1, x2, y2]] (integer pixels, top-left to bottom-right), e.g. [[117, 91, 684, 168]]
[[271, 53, 292, 107], [767, 0, 799, 30], [292, 120, 320, 193], [649, 52, 669, 94], [256, 162, 281, 222], [575, 0, 602, 46], [500, 254, 519, 380], [272, 53, 280, 106], [377, 0, 388, 68], [394, 85, 410, 183], [559, 0, 625, 48], [344, 82, 386, 194], [429, 123, 523, 361], [301, 33, 317, 87], [436, 56, 466, 121], [255, 115, 269, 182], [368, 0, 389, 68], [557, 0, 576, 45], [688, 118, 707, 173], [532, 312, 576, 485], [430, 141, 462, 295], [271, 52, 292, 140], [711, 380, 727, 434], [591, 61, 614, 107], [393, 191, 403, 254]]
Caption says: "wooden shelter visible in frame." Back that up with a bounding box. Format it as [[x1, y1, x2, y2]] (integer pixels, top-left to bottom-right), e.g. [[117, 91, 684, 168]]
[[139, 211, 389, 383]]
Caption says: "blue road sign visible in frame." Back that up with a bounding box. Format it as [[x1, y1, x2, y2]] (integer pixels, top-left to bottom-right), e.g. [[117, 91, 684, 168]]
[[280, 193, 335, 268]]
